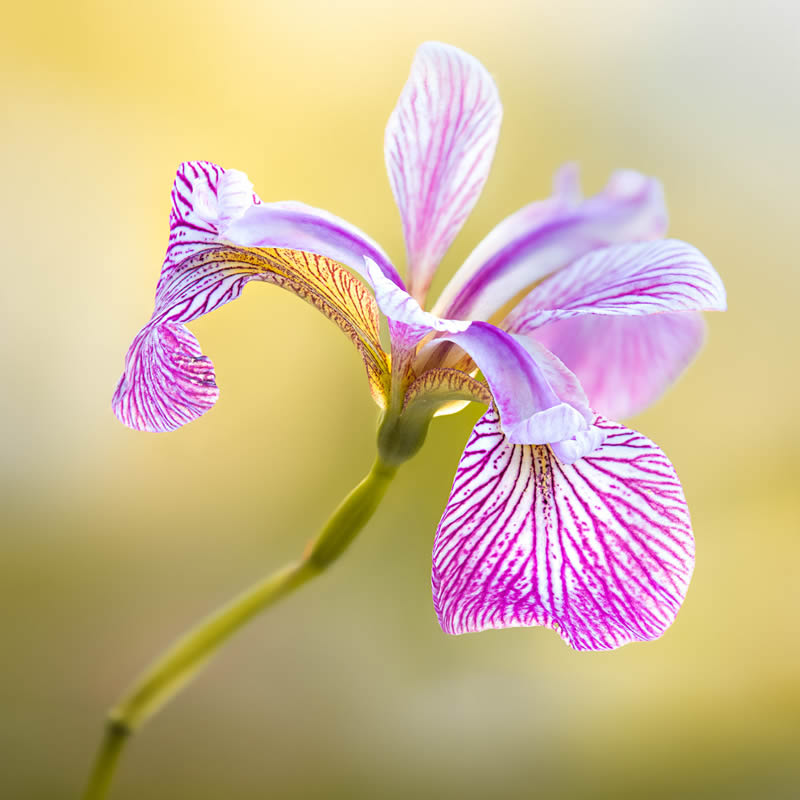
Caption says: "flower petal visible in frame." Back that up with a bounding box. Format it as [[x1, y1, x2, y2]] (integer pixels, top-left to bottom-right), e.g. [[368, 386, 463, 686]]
[[112, 322, 218, 432], [385, 41, 502, 302], [363, 257, 593, 447], [162, 161, 260, 276], [402, 368, 492, 415], [531, 312, 707, 420], [225, 200, 405, 287], [504, 239, 727, 332], [114, 246, 390, 431], [432, 408, 694, 650], [364, 259, 594, 447], [364, 256, 469, 351], [433, 167, 667, 321], [438, 324, 593, 446]]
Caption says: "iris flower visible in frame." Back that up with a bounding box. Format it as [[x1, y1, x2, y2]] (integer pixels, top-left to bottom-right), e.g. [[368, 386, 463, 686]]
[[93, 39, 728, 800], [114, 42, 725, 653]]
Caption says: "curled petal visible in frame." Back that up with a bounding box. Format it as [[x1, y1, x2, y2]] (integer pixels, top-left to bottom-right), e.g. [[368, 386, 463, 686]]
[[432, 408, 694, 650], [225, 201, 404, 288], [433, 167, 667, 321], [550, 426, 607, 465], [113, 323, 218, 432], [162, 161, 260, 278], [437, 324, 593, 446], [505, 239, 727, 332], [114, 246, 390, 431], [532, 312, 707, 420], [385, 41, 502, 301]]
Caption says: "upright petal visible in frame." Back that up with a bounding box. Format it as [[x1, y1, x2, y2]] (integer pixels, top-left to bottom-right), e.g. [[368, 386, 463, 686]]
[[114, 245, 390, 432], [432, 408, 694, 651], [531, 312, 707, 420], [385, 42, 502, 302], [225, 200, 405, 288], [505, 239, 727, 332], [433, 167, 667, 321]]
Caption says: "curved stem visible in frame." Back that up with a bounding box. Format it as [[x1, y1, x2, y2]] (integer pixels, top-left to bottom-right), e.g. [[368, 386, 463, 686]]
[[82, 456, 397, 800]]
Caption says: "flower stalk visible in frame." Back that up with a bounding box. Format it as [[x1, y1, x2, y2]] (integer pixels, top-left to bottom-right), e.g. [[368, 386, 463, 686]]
[[82, 455, 398, 800]]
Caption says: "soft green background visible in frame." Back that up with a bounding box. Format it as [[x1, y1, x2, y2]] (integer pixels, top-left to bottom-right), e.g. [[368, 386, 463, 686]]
[[2, 1, 798, 798]]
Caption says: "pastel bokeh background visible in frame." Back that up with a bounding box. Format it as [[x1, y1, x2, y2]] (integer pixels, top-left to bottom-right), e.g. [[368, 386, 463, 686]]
[[3, 1, 799, 798]]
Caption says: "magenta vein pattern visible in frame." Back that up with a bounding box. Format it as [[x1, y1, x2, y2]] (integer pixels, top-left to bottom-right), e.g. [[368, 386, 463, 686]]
[[432, 407, 694, 650]]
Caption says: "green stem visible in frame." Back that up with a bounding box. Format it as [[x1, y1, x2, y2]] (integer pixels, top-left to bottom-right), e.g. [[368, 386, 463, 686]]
[[81, 456, 397, 800]]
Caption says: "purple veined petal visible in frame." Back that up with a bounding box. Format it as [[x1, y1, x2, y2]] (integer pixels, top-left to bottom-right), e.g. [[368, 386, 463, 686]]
[[432, 407, 694, 651], [115, 247, 274, 432], [504, 239, 727, 333], [161, 161, 261, 279], [385, 41, 502, 303], [437, 323, 593, 446], [532, 312, 707, 420], [224, 200, 404, 287], [113, 321, 218, 432], [114, 247, 391, 432], [433, 167, 668, 321], [114, 161, 258, 432], [116, 164, 400, 433]]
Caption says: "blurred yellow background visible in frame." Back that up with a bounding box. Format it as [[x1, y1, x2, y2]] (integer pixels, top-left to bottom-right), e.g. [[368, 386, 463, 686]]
[[2, 1, 798, 798]]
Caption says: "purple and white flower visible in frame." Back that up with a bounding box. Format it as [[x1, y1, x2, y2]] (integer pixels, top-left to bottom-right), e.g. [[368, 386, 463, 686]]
[[113, 42, 725, 651]]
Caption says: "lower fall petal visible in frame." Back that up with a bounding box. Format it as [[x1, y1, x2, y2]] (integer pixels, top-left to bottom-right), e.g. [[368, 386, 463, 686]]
[[432, 407, 694, 651], [113, 322, 218, 432], [114, 247, 391, 432]]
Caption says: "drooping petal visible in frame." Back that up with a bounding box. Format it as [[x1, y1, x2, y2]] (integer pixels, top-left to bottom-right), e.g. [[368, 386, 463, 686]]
[[385, 41, 502, 302], [504, 239, 727, 332], [225, 200, 405, 288], [432, 408, 694, 651], [531, 312, 707, 420], [433, 167, 668, 321], [364, 258, 594, 448], [114, 246, 390, 432], [112, 322, 218, 433]]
